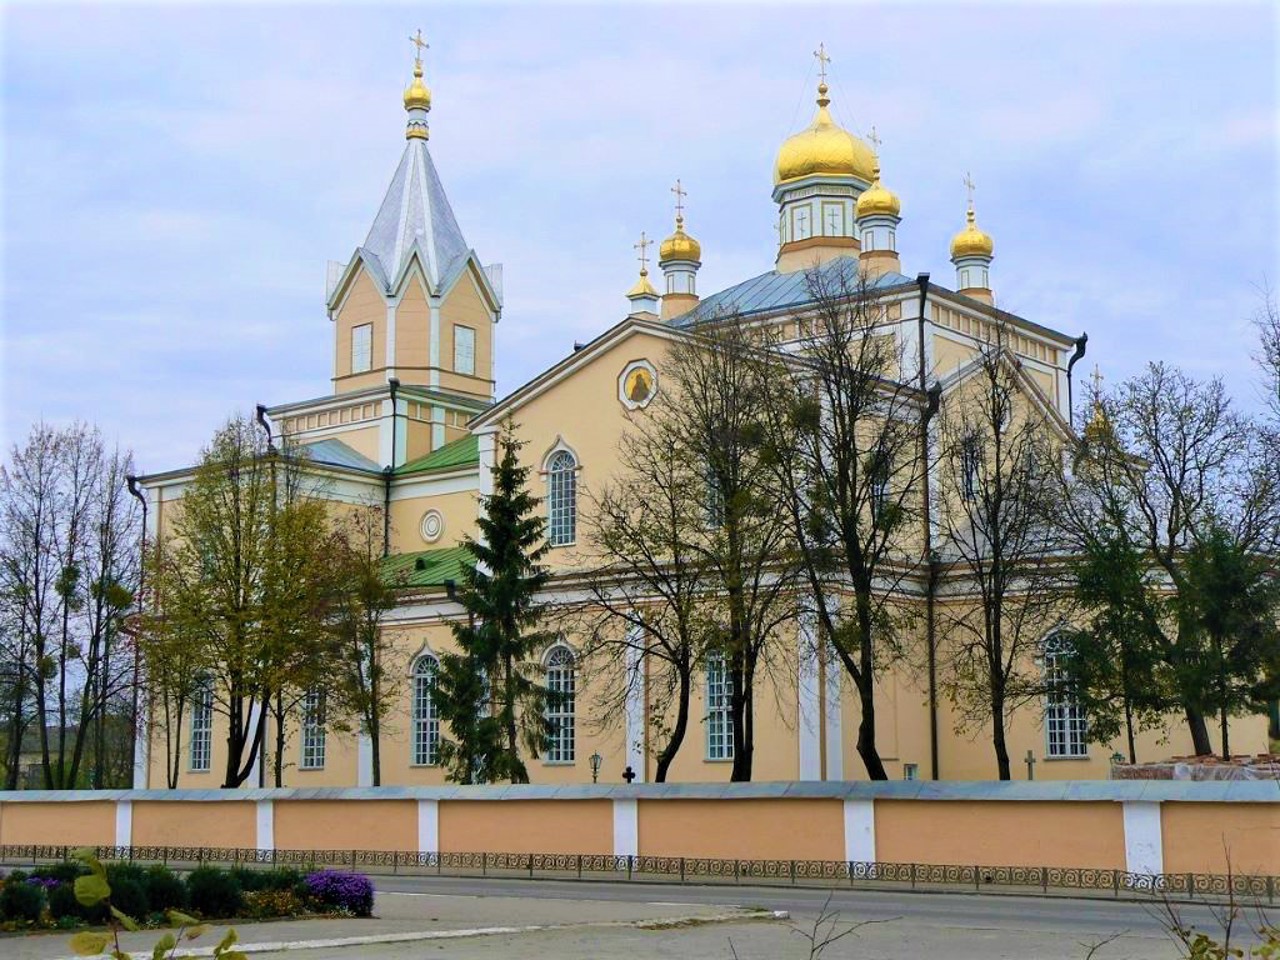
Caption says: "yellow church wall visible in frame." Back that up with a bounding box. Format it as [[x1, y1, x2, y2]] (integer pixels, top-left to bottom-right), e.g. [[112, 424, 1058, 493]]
[[394, 279, 431, 371], [438, 268, 495, 398], [132, 801, 256, 848], [402, 417, 434, 463], [389, 487, 479, 555], [333, 269, 388, 393], [931, 333, 978, 380]]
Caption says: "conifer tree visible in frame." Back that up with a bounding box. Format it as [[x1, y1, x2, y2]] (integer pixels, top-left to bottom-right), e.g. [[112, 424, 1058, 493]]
[[436, 420, 554, 784]]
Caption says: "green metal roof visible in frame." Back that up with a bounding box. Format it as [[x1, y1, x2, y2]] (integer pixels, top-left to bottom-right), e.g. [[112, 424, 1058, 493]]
[[396, 435, 480, 476], [382, 545, 473, 588]]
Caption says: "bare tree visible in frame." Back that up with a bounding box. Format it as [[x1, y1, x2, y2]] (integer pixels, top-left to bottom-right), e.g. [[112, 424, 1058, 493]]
[[0, 422, 141, 789], [577, 396, 722, 782], [933, 331, 1066, 779], [759, 262, 933, 780]]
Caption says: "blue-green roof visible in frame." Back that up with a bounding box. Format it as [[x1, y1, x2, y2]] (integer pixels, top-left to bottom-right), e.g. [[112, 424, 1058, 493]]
[[382, 546, 473, 588], [298, 438, 381, 473], [396, 435, 479, 476], [676, 256, 913, 327]]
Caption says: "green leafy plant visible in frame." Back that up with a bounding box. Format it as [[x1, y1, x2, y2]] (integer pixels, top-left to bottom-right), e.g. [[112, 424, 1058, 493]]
[[65, 848, 244, 960], [185, 865, 244, 919], [0, 876, 46, 924]]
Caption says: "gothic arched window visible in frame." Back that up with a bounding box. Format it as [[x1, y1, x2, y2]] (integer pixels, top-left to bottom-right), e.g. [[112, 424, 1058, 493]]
[[547, 449, 577, 546], [412, 655, 440, 766], [544, 645, 576, 763]]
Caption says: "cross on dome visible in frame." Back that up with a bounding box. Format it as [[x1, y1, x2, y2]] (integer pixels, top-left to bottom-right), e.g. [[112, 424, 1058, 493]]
[[409, 28, 429, 64], [867, 125, 882, 156], [963, 171, 977, 209], [634, 231, 652, 275], [813, 42, 830, 85], [671, 179, 686, 222]]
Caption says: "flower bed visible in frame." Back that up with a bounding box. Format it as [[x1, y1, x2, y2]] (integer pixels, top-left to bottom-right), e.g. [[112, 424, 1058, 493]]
[[0, 862, 375, 931]]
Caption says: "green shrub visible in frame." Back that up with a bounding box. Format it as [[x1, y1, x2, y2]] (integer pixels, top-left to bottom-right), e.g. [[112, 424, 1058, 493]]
[[48, 881, 105, 924], [186, 866, 243, 919], [229, 865, 267, 892], [143, 864, 187, 913], [0, 879, 46, 923], [107, 874, 149, 922], [4, 869, 28, 882]]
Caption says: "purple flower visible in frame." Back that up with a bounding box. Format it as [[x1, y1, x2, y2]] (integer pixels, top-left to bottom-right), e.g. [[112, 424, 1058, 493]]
[[26, 877, 61, 889], [303, 870, 374, 918]]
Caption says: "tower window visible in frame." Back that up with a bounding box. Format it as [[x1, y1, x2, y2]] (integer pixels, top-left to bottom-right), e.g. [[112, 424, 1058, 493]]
[[454, 325, 476, 376], [352, 324, 373, 374], [190, 675, 213, 773]]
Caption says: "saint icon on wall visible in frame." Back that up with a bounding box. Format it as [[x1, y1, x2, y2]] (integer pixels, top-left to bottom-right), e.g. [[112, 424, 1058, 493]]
[[618, 360, 658, 410]]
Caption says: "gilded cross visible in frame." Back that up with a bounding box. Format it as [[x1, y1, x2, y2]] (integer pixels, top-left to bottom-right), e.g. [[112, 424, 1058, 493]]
[[1091, 364, 1105, 395], [671, 179, 687, 221], [409, 28, 429, 63], [634, 231, 652, 273], [963, 171, 976, 207], [813, 42, 831, 85]]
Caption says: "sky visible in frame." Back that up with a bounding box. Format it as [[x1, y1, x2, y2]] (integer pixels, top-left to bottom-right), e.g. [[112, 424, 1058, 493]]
[[2, 1, 1277, 471]]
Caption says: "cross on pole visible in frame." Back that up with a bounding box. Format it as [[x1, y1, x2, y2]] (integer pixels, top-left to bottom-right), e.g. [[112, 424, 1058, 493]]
[[1091, 364, 1105, 395], [671, 179, 687, 222], [963, 171, 976, 208], [867, 125, 882, 155], [634, 231, 652, 274], [813, 42, 831, 85], [409, 28, 429, 63]]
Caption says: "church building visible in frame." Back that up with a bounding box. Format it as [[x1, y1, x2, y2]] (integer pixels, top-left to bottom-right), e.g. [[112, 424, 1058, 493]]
[[135, 41, 1269, 790]]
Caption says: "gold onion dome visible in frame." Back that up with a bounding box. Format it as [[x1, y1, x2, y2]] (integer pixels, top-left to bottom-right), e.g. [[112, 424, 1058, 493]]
[[627, 268, 659, 299], [774, 83, 877, 186], [403, 61, 432, 111], [855, 162, 900, 219], [659, 216, 702, 263], [950, 206, 994, 259]]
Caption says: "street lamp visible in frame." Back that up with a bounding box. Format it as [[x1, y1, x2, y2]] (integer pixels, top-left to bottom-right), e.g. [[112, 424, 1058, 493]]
[[589, 752, 602, 783]]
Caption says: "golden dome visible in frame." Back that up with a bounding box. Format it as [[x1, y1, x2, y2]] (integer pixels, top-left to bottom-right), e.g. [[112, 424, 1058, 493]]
[[855, 162, 900, 219], [950, 206, 994, 259], [403, 61, 432, 112], [659, 216, 702, 263], [627, 268, 659, 299], [774, 84, 876, 186]]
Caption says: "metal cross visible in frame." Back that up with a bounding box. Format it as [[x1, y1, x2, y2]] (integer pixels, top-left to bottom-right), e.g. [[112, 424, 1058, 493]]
[[963, 171, 976, 207], [634, 232, 651, 273], [409, 28, 429, 62], [867, 125, 882, 155], [1091, 364, 1105, 395], [813, 42, 831, 85], [671, 179, 686, 221]]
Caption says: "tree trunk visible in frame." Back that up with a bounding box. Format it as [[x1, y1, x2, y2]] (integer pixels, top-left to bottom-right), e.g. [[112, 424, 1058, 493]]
[[369, 710, 382, 787], [855, 678, 887, 780], [653, 669, 691, 784], [273, 691, 285, 787], [992, 700, 1011, 780], [1185, 706, 1212, 756], [1219, 704, 1230, 760]]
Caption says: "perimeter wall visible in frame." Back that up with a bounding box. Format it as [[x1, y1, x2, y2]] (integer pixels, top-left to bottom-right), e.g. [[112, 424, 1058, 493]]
[[0, 782, 1276, 877]]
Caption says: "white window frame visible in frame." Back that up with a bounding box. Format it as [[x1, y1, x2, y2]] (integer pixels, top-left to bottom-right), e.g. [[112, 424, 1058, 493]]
[[300, 688, 326, 770], [412, 654, 441, 766], [546, 449, 578, 546], [1044, 634, 1088, 759], [454, 324, 476, 376], [190, 676, 213, 773], [351, 323, 373, 374], [705, 651, 733, 761], [544, 645, 576, 763]]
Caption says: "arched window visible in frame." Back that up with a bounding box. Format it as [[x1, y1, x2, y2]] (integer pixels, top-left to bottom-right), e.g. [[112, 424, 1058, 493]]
[[1044, 634, 1087, 758], [705, 651, 734, 761], [190, 675, 213, 773], [547, 449, 577, 546], [544, 645, 576, 763], [300, 688, 326, 770], [412, 655, 440, 766]]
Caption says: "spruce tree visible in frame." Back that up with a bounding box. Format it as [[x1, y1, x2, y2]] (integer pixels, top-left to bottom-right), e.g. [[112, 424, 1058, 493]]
[[436, 420, 554, 784]]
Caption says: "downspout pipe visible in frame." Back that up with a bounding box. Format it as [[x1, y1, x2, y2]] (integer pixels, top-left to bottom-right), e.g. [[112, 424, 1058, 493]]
[[125, 475, 147, 788], [254, 403, 275, 453], [384, 378, 400, 557], [915, 273, 942, 781], [1066, 333, 1088, 428]]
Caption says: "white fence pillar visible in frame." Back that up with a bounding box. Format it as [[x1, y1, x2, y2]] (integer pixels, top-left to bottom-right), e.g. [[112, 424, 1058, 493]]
[[255, 800, 274, 853], [842, 798, 875, 863], [115, 800, 133, 848], [613, 798, 639, 858], [1122, 800, 1164, 875], [417, 799, 439, 856]]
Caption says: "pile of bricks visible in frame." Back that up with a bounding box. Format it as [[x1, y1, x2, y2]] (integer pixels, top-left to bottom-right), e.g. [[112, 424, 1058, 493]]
[[1111, 754, 1280, 781]]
